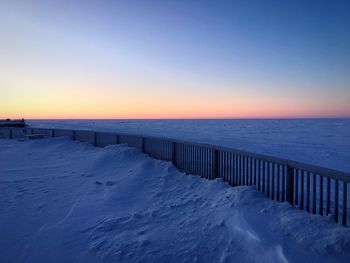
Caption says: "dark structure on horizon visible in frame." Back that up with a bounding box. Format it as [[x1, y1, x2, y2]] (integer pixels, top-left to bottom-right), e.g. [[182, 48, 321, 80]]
[[0, 119, 26, 128]]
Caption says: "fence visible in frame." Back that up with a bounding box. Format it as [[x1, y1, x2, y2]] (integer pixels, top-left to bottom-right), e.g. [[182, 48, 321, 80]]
[[2, 127, 349, 227]]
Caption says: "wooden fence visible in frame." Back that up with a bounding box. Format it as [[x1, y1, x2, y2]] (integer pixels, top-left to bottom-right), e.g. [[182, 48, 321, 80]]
[[2, 127, 349, 227]]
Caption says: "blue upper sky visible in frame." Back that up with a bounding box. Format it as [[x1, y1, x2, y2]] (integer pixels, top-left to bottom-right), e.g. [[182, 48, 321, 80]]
[[1, 0, 349, 118]]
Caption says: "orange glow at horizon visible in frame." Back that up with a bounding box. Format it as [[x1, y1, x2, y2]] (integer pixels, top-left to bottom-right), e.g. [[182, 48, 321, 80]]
[[1, 68, 349, 120], [2, 94, 349, 120]]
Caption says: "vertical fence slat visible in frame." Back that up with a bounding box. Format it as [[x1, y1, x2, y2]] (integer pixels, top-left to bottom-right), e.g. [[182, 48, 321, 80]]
[[187, 144, 190, 173], [200, 147, 203, 178], [223, 152, 226, 181], [295, 169, 299, 206], [258, 160, 261, 191], [267, 163, 270, 198], [180, 143, 183, 171], [227, 152, 230, 182], [250, 158, 253, 186], [191, 145, 194, 174], [236, 155, 239, 185], [242, 156, 245, 185], [183, 144, 186, 173], [229, 153, 232, 183], [196, 147, 200, 175], [244, 156, 247, 185], [237, 155, 241, 185], [224, 153, 227, 182], [282, 166, 285, 202], [319, 175, 323, 216], [300, 170, 304, 209], [246, 157, 249, 186], [241, 156, 245, 185], [208, 148, 211, 179], [220, 151, 223, 179], [235, 155, 239, 186], [306, 172, 310, 212], [188, 145, 190, 173], [220, 152, 224, 180], [229, 154, 232, 184], [277, 165, 280, 201], [172, 142, 176, 166], [205, 147, 208, 179], [342, 182, 347, 226], [326, 177, 331, 215], [232, 153, 235, 185], [213, 149, 219, 179], [334, 180, 339, 223], [232, 154, 236, 185], [286, 166, 294, 205], [271, 163, 275, 200], [241, 156, 244, 185], [238, 155, 242, 185], [253, 158, 256, 186], [193, 145, 196, 174], [312, 173, 316, 214], [202, 148, 205, 179], [262, 161, 266, 193], [246, 157, 249, 185], [141, 137, 145, 153], [186, 144, 189, 173]]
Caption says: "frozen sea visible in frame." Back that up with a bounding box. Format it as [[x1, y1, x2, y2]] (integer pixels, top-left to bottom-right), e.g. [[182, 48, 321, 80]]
[[29, 119, 350, 173]]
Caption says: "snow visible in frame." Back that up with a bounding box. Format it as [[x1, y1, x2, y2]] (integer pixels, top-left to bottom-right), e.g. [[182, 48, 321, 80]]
[[28, 119, 350, 173], [1, 137, 349, 263]]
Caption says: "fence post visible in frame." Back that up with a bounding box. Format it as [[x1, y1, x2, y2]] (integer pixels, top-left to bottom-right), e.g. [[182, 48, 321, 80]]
[[72, 130, 76, 140], [9, 128, 13, 139], [93, 132, 97, 146], [343, 182, 347, 226], [52, 129, 55, 137], [172, 141, 177, 167], [212, 149, 219, 179], [286, 166, 294, 205], [141, 137, 145, 153]]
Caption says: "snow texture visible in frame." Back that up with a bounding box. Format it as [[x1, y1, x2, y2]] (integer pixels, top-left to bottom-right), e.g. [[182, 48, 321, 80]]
[[28, 119, 350, 173], [0, 137, 349, 263]]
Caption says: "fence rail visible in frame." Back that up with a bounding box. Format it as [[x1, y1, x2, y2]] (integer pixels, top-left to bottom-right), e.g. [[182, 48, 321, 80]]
[[1, 127, 349, 227]]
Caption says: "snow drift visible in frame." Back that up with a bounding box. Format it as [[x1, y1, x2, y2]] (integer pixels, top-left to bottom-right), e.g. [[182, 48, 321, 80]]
[[0, 137, 349, 263]]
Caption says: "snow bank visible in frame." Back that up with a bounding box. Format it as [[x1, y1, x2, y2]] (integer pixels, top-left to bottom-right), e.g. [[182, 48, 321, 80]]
[[0, 138, 349, 263]]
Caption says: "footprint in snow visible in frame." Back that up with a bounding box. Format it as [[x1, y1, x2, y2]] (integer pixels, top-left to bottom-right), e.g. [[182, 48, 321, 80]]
[[94, 180, 115, 186], [82, 173, 94, 178]]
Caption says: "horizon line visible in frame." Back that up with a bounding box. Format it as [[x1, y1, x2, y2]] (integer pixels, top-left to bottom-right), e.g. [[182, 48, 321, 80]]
[[19, 116, 350, 120]]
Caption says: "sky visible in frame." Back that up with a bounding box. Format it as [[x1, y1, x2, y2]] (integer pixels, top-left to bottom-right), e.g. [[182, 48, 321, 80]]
[[0, 0, 349, 119]]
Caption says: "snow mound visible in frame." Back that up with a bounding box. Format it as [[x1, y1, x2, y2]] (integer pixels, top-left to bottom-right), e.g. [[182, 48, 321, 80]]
[[0, 138, 349, 263]]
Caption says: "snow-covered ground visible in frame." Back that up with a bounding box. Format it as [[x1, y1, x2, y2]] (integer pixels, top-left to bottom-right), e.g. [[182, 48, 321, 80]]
[[28, 119, 350, 173], [0, 137, 349, 263]]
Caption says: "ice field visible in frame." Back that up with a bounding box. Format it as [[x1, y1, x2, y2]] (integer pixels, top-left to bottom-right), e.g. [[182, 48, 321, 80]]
[[29, 119, 350, 173]]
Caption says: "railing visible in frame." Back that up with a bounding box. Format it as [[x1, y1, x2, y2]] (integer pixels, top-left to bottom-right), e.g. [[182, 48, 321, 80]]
[[2, 127, 349, 227]]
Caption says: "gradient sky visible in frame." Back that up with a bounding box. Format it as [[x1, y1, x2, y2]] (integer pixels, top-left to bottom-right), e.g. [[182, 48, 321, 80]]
[[1, 0, 349, 119]]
